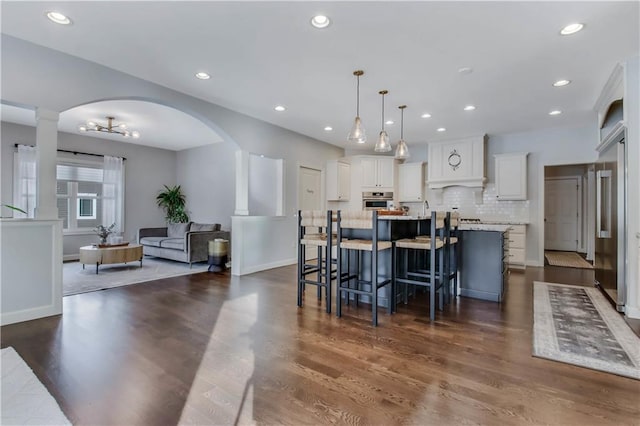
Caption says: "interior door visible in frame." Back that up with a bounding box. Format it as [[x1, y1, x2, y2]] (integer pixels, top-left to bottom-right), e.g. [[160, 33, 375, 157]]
[[545, 178, 579, 251], [299, 166, 322, 259]]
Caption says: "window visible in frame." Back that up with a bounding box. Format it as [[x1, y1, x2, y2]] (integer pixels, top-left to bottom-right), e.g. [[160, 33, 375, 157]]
[[56, 162, 104, 232]]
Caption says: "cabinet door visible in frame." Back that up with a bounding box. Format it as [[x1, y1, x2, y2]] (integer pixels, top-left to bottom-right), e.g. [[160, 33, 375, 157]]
[[337, 162, 351, 200], [496, 154, 528, 200], [376, 158, 395, 188], [361, 158, 378, 188], [398, 163, 424, 201]]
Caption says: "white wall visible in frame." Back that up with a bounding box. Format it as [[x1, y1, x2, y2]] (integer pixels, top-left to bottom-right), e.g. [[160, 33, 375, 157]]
[[1, 121, 177, 256], [176, 142, 237, 230]]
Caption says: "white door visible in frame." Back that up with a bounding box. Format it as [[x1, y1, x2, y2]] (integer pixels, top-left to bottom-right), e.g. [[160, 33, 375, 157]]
[[545, 178, 579, 251], [299, 166, 322, 259]]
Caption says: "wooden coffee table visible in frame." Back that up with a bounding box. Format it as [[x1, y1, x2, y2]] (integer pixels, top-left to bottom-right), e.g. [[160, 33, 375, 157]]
[[79, 244, 143, 274]]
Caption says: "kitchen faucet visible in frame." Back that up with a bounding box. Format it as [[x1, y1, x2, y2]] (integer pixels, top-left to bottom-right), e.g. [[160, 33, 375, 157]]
[[422, 199, 429, 217]]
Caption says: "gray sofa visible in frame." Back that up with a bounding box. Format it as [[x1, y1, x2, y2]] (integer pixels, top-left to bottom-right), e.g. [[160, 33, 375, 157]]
[[138, 222, 230, 267]]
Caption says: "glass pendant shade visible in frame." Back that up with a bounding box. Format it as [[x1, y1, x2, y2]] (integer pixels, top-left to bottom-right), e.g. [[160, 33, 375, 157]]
[[374, 89, 391, 152], [394, 104, 410, 159], [395, 139, 410, 159], [375, 130, 391, 152], [348, 116, 367, 144], [348, 70, 367, 144]]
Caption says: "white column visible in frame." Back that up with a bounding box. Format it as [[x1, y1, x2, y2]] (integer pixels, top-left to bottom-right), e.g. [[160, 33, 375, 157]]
[[235, 150, 249, 215], [34, 108, 59, 220]]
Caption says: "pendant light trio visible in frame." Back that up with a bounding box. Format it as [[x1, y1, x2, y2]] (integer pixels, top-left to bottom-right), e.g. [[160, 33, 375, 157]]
[[347, 70, 410, 160]]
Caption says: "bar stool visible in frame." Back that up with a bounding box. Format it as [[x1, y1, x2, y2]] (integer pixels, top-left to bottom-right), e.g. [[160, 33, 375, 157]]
[[336, 210, 393, 326], [393, 211, 446, 321], [297, 210, 334, 313], [444, 211, 460, 301]]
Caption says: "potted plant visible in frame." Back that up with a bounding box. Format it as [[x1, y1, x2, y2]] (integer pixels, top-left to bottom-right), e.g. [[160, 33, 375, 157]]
[[156, 185, 189, 223]]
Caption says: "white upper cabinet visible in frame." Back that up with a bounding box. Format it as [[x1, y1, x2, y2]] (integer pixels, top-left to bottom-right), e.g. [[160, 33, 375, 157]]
[[398, 162, 425, 202], [326, 160, 351, 201], [361, 157, 395, 190], [495, 152, 528, 200]]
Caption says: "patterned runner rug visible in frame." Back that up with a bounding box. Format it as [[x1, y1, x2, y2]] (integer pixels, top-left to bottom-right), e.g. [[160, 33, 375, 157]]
[[1, 347, 71, 425], [533, 282, 640, 379], [544, 251, 593, 269]]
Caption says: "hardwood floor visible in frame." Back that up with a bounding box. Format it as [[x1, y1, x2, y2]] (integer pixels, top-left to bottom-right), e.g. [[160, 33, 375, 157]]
[[2, 264, 639, 425]]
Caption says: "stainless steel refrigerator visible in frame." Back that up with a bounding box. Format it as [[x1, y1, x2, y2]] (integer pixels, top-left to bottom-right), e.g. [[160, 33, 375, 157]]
[[595, 128, 626, 312]]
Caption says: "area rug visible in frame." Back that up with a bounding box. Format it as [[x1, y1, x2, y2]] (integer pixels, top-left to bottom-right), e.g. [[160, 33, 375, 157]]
[[1, 347, 71, 425], [64, 256, 209, 296], [533, 281, 640, 379], [544, 251, 594, 269]]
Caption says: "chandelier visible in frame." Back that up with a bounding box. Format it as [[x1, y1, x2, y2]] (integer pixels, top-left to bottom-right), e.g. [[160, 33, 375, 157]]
[[78, 116, 140, 139]]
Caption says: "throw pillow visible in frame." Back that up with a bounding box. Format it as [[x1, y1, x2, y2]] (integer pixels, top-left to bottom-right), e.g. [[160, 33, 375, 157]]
[[168, 222, 191, 238], [190, 223, 215, 232]]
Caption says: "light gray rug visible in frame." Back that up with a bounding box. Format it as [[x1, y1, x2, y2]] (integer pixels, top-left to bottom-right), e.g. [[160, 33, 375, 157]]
[[1, 347, 71, 425], [64, 256, 208, 296], [533, 281, 640, 380]]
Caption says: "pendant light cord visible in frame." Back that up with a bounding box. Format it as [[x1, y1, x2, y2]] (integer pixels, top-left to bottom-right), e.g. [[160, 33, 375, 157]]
[[356, 75, 360, 116], [381, 92, 385, 131], [400, 107, 404, 139]]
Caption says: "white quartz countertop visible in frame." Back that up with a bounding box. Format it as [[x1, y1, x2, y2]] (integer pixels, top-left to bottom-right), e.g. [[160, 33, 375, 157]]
[[477, 220, 529, 225], [378, 215, 429, 220], [459, 224, 511, 232]]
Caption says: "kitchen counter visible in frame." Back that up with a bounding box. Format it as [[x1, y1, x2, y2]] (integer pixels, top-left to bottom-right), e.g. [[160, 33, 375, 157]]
[[459, 224, 511, 232], [459, 229, 507, 302]]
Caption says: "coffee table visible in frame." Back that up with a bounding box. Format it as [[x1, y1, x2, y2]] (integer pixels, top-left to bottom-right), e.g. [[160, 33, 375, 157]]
[[79, 244, 143, 274]]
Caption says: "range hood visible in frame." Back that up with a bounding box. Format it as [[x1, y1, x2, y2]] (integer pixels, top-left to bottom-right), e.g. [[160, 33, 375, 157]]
[[427, 134, 487, 203]]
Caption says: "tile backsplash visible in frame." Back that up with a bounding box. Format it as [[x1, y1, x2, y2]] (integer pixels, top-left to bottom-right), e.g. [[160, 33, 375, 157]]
[[401, 184, 530, 222]]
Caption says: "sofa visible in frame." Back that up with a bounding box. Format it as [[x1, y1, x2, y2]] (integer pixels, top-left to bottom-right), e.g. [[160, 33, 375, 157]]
[[138, 222, 230, 267]]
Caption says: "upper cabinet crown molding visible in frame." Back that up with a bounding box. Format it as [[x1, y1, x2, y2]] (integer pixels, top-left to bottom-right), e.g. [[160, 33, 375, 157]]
[[427, 135, 487, 191], [594, 63, 624, 129]]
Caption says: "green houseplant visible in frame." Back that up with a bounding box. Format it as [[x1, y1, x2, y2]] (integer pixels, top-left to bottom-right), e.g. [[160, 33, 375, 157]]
[[156, 185, 189, 223]]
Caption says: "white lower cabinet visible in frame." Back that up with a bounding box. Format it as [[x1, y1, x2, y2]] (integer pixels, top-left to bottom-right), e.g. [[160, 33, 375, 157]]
[[505, 225, 527, 268]]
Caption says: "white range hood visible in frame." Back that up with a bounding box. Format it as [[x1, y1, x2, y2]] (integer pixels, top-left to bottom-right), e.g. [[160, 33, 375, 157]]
[[427, 134, 487, 203]]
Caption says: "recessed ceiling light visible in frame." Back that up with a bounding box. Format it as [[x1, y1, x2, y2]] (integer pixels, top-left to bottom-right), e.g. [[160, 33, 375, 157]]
[[421, 113, 432, 118], [463, 105, 476, 111], [195, 72, 211, 80], [560, 23, 584, 35], [274, 105, 286, 112], [385, 120, 394, 125], [131, 131, 140, 139], [458, 67, 473, 75], [437, 127, 446, 132], [549, 110, 562, 116], [46, 11, 71, 25], [310, 15, 331, 29], [553, 79, 571, 87], [324, 126, 333, 131]]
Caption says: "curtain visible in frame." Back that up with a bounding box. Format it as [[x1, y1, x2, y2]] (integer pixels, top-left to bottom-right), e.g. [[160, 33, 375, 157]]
[[12, 144, 37, 218], [102, 155, 124, 234]]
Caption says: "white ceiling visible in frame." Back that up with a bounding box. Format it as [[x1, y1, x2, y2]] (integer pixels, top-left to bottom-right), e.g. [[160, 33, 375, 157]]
[[1, 2, 638, 149], [1, 100, 223, 151]]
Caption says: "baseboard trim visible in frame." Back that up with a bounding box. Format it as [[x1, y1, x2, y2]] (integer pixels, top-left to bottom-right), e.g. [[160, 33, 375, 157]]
[[526, 260, 544, 267], [625, 305, 640, 319], [64, 254, 79, 261], [233, 258, 297, 276], [1, 304, 62, 326]]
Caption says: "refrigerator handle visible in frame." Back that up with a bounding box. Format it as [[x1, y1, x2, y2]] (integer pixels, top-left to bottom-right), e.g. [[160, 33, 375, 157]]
[[596, 169, 612, 238]]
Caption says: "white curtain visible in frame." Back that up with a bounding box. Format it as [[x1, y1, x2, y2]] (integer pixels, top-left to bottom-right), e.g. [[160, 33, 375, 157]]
[[102, 155, 124, 234], [12, 144, 37, 218]]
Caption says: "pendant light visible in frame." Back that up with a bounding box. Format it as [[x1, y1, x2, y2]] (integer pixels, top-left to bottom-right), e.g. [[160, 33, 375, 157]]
[[394, 105, 410, 160], [374, 90, 391, 152], [347, 70, 367, 144]]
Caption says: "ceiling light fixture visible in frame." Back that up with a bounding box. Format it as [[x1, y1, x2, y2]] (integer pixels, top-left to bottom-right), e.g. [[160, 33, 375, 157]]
[[274, 105, 286, 112], [374, 90, 392, 152], [310, 15, 331, 29], [437, 127, 446, 132], [458, 67, 473, 75], [395, 105, 410, 160], [553, 79, 571, 87], [464, 105, 476, 111], [560, 23, 584, 35], [549, 110, 562, 115], [195, 72, 211, 80], [347, 70, 367, 144], [385, 120, 394, 125], [324, 126, 333, 131], [46, 11, 71, 25], [421, 113, 432, 118], [78, 116, 140, 138]]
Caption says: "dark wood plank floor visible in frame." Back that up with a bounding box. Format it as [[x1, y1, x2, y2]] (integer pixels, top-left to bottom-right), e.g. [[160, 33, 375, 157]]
[[2, 264, 639, 425]]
